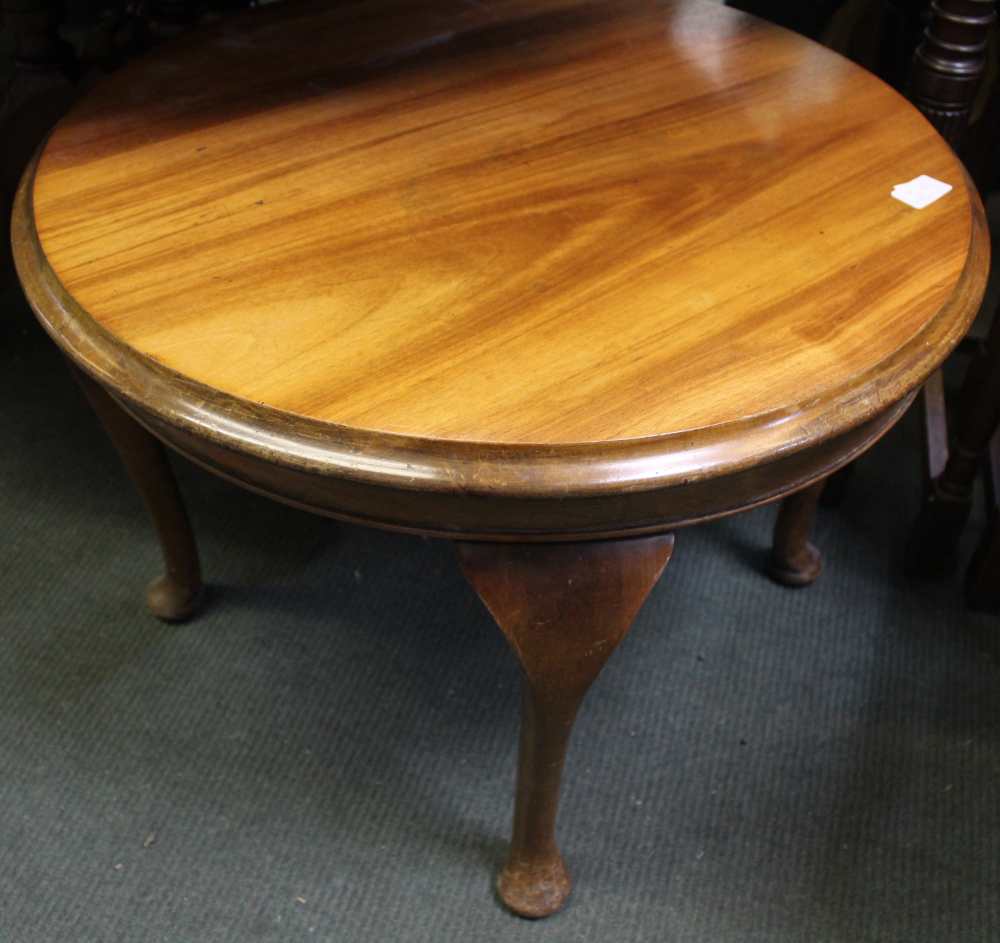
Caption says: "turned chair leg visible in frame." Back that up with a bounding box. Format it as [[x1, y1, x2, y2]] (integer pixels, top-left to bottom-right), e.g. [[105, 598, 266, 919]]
[[908, 0, 996, 151], [69, 362, 204, 621], [965, 505, 999, 611], [907, 303, 1000, 579], [767, 479, 825, 587], [457, 535, 673, 918], [901, 0, 997, 580]]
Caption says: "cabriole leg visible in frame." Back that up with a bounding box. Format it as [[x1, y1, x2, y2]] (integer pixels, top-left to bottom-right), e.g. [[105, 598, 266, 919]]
[[768, 479, 825, 587], [70, 361, 203, 621], [457, 535, 673, 918]]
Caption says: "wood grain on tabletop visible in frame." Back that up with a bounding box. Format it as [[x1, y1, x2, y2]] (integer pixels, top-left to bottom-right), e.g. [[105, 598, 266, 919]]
[[30, 0, 977, 446]]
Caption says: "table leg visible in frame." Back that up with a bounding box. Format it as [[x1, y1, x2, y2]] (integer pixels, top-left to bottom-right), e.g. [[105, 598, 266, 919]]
[[69, 362, 204, 621], [457, 535, 673, 918], [767, 479, 825, 587]]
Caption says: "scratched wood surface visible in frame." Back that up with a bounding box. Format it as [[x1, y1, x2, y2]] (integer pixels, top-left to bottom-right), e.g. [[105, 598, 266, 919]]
[[30, 0, 981, 448]]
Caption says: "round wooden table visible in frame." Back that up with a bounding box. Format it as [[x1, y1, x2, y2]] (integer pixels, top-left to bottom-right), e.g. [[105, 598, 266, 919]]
[[13, 0, 989, 918]]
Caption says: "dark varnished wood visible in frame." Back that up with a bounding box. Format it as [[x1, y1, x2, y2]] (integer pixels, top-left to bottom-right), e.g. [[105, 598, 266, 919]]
[[457, 535, 673, 917], [70, 361, 203, 621], [909, 306, 1000, 578], [905, 0, 999, 585], [966, 521, 1000, 610], [767, 479, 825, 587], [965, 431, 1000, 610], [907, 5, 999, 588], [909, 0, 997, 149]]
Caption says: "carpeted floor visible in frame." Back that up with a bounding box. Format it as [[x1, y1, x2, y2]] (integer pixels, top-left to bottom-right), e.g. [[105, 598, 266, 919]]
[[2, 267, 999, 943]]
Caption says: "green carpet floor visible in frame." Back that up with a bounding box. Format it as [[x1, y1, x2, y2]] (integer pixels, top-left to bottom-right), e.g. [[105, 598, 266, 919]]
[[2, 280, 999, 942]]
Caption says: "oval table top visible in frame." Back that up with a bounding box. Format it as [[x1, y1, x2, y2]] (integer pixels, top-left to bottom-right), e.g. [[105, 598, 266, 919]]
[[15, 0, 989, 532]]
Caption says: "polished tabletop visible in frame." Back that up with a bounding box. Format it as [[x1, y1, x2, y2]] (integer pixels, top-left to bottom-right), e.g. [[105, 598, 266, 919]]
[[13, 3, 992, 916], [28, 0, 984, 459]]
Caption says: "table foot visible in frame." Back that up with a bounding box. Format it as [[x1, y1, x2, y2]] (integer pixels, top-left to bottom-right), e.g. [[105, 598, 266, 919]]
[[767, 479, 825, 587], [69, 361, 204, 622], [457, 535, 674, 918], [904, 485, 970, 579], [965, 506, 1000, 611], [908, 299, 1000, 580], [146, 574, 204, 623], [497, 844, 571, 919]]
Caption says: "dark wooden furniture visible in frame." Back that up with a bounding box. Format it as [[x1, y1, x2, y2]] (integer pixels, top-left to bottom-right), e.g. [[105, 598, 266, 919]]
[[768, 0, 998, 594], [966, 432, 1000, 608], [12, 0, 989, 917]]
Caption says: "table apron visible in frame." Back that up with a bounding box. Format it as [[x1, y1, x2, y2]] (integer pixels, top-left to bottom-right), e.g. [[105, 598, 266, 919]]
[[119, 392, 915, 542]]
